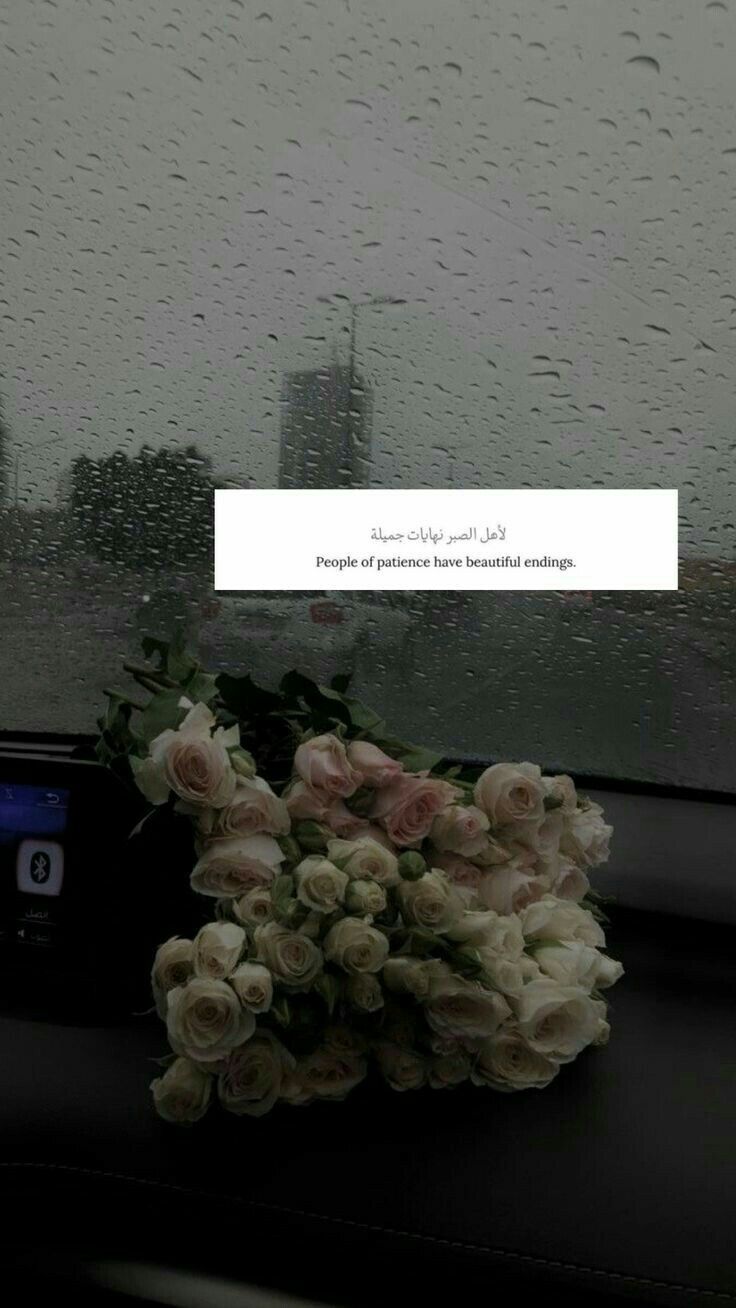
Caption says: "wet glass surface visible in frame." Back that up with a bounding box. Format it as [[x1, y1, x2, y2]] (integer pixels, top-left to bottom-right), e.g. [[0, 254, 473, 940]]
[[0, 1, 734, 788]]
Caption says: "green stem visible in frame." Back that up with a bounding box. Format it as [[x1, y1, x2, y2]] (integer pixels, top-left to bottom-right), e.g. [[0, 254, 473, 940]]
[[103, 689, 147, 712], [123, 661, 178, 688]]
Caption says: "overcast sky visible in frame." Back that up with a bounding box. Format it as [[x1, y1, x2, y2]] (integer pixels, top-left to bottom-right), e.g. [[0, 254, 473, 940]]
[[2, 0, 735, 552]]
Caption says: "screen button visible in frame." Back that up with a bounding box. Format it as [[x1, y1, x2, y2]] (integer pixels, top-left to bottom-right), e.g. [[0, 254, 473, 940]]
[[16, 921, 56, 948], [16, 840, 64, 897]]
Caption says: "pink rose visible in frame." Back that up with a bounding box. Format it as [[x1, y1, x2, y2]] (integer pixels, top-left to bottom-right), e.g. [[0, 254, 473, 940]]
[[430, 803, 490, 857], [201, 776, 290, 840], [285, 780, 332, 822], [431, 851, 484, 890], [326, 799, 370, 839], [359, 823, 398, 852], [346, 741, 403, 788], [294, 734, 362, 799], [371, 771, 461, 848]]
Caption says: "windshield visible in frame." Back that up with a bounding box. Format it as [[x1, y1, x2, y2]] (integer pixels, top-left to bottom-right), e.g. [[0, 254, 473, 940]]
[[0, 0, 734, 791]]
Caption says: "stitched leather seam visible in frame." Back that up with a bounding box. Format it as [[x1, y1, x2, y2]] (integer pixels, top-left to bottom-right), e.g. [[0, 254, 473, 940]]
[[0, 1161, 732, 1302]]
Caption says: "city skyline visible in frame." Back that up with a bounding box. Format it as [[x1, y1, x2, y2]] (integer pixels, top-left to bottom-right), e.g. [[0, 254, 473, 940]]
[[1, 1, 735, 554]]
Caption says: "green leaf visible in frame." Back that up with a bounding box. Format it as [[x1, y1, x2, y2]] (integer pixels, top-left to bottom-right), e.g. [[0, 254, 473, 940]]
[[342, 696, 385, 733], [330, 673, 352, 694], [399, 926, 443, 957], [277, 835, 302, 866], [271, 874, 295, 906], [291, 820, 331, 853], [183, 670, 219, 704], [141, 636, 170, 670], [140, 689, 186, 745], [314, 972, 340, 1015], [95, 691, 141, 765], [376, 735, 443, 773], [448, 947, 485, 980], [271, 995, 291, 1027], [344, 785, 375, 819], [167, 629, 198, 683], [280, 670, 353, 728], [216, 671, 283, 718]]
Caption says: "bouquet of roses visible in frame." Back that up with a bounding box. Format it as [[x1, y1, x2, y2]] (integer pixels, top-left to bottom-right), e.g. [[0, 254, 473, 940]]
[[98, 635, 622, 1123]]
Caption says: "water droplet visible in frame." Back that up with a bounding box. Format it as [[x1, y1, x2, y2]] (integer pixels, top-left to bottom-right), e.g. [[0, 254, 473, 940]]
[[626, 55, 661, 75]]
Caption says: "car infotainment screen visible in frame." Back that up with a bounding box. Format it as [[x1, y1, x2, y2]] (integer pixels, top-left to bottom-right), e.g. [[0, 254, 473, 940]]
[[0, 783, 71, 950]]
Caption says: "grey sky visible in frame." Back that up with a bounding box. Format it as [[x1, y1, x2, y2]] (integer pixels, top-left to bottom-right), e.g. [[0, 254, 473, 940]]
[[1, 0, 735, 552]]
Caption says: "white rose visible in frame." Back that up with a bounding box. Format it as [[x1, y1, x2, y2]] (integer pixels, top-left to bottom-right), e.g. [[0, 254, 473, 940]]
[[534, 940, 606, 990], [520, 953, 542, 981], [327, 836, 400, 886], [150, 1057, 213, 1123], [232, 886, 274, 927], [472, 836, 520, 867], [280, 1070, 314, 1107], [428, 1049, 472, 1089], [135, 701, 238, 809], [151, 937, 194, 1020], [543, 773, 578, 815], [323, 916, 389, 974], [375, 1042, 427, 1091], [595, 954, 624, 990], [430, 851, 485, 891], [166, 977, 255, 1063], [477, 864, 546, 915], [398, 869, 463, 933], [254, 920, 323, 991], [346, 973, 384, 1011], [191, 834, 285, 899], [520, 895, 605, 947], [382, 955, 437, 1000], [476, 951, 526, 997], [506, 811, 563, 862], [200, 775, 290, 839], [448, 910, 524, 960], [544, 856, 590, 903], [230, 961, 273, 1013], [561, 802, 612, 868], [299, 1048, 367, 1099], [192, 922, 245, 981], [512, 979, 602, 1062], [425, 973, 511, 1040], [218, 1029, 294, 1116], [473, 762, 545, 826], [472, 1030, 560, 1091], [294, 856, 349, 913], [345, 878, 387, 916], [592, 997, 612, 1045], [430, 804, 490, 858]]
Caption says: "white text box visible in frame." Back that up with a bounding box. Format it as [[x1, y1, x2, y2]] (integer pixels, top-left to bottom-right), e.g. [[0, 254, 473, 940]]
[[215, 489, 678, 591]]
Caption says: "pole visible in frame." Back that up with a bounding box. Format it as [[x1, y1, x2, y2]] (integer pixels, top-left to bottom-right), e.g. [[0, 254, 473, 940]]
[[346, 302, 357, 481]]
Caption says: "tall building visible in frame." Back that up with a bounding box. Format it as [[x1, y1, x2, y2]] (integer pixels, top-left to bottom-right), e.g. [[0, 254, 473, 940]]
[[278, 363, 373, 489]]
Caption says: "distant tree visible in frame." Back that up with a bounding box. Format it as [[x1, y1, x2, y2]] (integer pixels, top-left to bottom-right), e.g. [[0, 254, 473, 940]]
[[69, 443, 214, 571]]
